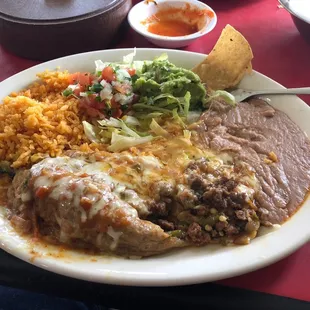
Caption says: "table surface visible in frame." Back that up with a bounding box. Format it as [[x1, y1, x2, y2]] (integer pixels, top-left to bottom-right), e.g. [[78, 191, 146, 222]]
[[0, 0, 309, 304]]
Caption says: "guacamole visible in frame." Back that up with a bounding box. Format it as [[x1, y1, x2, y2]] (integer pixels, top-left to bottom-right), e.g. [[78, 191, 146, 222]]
[[133, 56, 207, 112]]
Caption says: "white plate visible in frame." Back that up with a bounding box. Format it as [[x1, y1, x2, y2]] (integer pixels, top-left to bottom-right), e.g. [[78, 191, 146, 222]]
[[0, 49, 309, 286]]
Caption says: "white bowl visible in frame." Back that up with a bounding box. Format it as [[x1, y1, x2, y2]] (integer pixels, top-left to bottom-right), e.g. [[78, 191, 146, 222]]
[[127, 0, 217, 48]]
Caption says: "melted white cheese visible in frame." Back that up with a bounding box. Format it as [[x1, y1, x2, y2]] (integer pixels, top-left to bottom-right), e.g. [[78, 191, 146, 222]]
[[34, 175, 53, 188], [88, 195, 112, 219], [107, 226, 123, 250], [21, 191, 32, 202], [137, 156, 162, 169]]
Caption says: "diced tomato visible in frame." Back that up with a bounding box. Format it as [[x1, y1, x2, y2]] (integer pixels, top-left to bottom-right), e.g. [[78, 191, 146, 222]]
[[73, 84, 85, 96], [68, 72, 93, 88], [79, 98, 105, 118], [85, 94, 108, 110], [80, 197, 93, 211], [112, 208, 131, 227], [68, 73, 78, 84], [86, 106, 106, 118], [110, 98, 122, 117], [101, 66, 116, 83], [127, 68, 136, 76], [70, 183, 77, 191], [86, 94, 99, 107], [112, 108, 122, 118], [110, 98, 118, 108], [94, 101, 107, 110], [35, 186, 49, 199]]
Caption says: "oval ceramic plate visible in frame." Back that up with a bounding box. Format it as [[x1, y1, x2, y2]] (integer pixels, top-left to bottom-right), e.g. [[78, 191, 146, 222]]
[[0, 49, 309, 286]]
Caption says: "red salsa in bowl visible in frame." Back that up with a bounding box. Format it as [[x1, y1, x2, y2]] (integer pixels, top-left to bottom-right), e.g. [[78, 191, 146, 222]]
[[143, 3, 214, 37]]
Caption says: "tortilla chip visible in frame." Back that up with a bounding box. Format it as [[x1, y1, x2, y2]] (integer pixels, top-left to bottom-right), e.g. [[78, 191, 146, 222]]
[[246, 63, 253, 74], [231, 62, 253, 86], [192, 24, 253, 90]]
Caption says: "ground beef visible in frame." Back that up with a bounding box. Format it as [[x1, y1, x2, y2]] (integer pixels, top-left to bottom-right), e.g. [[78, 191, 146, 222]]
[[185, 162, 247, 214], [157, 219, 175, 231], [189, 175, 208, 191], [177, 187, 198, 209], [235, 209, 256, 221], [171, 158, 261, 245], [225, 224, 239, 235], [148, 181, 176, 218], [186, 157, 209, 173], [187, 222, 211, 245], [224, 179, 237, 191], [151, 181, 175, 199], [149, 201, 169, 217], [235, 210, 247, 220], [190, 205, 209, 216], [215, 221, 226, 231], [245, 220, 260, 233]]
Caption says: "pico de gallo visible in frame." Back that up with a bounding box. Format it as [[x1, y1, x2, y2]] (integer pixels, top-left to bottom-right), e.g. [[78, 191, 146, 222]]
[[62, 63, 137, 118]]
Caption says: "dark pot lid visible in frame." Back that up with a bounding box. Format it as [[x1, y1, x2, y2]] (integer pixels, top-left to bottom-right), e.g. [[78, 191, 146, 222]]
[[0, 0, 122, 23]]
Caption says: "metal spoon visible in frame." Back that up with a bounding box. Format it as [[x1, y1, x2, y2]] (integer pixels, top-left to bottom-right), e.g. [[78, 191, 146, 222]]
[[230, 87, 310, 102]]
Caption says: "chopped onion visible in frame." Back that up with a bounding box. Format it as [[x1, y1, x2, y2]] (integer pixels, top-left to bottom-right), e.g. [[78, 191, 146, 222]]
[[116, 69, 131, 81], [68, 84, 79, 91], [100, 79, 108, 87], [114, 93, 126, 103], [100, 84, 113, 100]]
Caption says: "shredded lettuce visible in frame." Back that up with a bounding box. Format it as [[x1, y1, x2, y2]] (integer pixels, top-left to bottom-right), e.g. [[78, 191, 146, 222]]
[[120, 120, 140, 138], [182, 92, 191, 118], [143, 112, 163, 119], [154, 53, 168, 61], [82, 121, 100, 143], [132, 60, 151, 75], [95, 60, 106, 74], [205, 90, 236, 106], [149, 119, 169, 137], [133, 103, 173, 114], [98, 117, 122, 128], [123, 47, 137, 64], [172, 109, 186, 129], [183, 130, 191, 140], [108, 133, 153, 152], [83, 115, 154, 151], [133, 91, 192, 119], [122, 115, 140, 126], [97, 117, 141, 139]]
